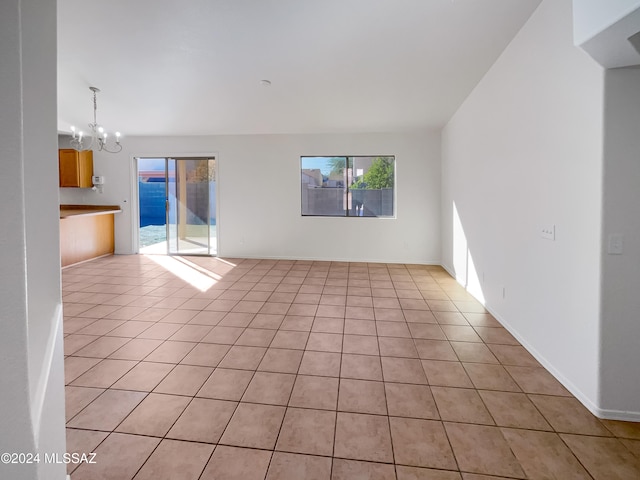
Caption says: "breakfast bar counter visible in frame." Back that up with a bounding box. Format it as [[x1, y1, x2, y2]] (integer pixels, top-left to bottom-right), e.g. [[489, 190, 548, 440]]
[[60, 204, 122, 267], [60, 204, 122, 218]]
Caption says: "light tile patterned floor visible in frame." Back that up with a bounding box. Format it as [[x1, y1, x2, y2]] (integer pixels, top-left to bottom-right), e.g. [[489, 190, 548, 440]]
[[63, 255, 640, 480]]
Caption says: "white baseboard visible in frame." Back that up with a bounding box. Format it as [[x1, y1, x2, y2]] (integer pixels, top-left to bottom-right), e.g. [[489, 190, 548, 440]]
[[212, 253, 443, 265], [440, 263, 640, 421]]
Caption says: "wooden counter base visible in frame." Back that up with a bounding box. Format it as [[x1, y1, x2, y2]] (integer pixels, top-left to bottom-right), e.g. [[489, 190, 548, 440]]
[[60, 213, 115, 268]]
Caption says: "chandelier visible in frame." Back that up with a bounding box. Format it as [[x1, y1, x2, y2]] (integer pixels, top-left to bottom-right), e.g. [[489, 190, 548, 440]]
[[70, 86, 122, 153]]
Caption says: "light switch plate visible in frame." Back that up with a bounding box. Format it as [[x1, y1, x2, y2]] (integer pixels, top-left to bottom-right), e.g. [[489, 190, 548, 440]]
[[608, 234, 623, 255]]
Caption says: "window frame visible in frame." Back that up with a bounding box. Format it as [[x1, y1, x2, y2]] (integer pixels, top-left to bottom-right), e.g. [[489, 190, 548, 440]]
[[300, 155, 396, 218]]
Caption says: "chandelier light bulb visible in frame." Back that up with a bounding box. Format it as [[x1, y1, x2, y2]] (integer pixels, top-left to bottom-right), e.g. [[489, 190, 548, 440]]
[[98, 126, 104, 134]]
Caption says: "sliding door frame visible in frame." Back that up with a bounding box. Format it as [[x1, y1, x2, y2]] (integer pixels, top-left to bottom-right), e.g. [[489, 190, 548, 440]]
[[131, 152, 220, 256], [165, 157, 215, 256]]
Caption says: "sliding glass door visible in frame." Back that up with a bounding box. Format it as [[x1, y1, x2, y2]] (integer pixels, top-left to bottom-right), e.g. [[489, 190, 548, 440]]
[[137, 156, 216, 255], [165, 157, 217, 255]]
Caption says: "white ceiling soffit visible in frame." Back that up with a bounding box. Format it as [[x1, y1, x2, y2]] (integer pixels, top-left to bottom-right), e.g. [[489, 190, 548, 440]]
[[579, 8, 640, 68], [57, 0, 541, 136]]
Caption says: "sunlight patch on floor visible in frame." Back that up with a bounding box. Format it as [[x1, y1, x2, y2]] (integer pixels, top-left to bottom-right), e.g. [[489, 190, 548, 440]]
[[145, 254, 220, 291]]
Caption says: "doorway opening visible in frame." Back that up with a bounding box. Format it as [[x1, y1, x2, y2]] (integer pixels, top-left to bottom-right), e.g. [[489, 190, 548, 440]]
[[137, 156, 217, 256]]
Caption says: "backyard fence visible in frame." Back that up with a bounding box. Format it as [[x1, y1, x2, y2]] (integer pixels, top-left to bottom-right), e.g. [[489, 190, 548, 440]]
[[302, 187, 393, 217], [139, 181, 217, 227]]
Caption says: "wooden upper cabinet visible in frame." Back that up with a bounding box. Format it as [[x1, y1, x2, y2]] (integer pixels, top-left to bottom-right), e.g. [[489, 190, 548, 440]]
[[59, 149, 93, 188]]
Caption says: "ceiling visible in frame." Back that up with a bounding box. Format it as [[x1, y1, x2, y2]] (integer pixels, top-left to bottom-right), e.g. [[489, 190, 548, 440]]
[[57, 0, 541, 137]]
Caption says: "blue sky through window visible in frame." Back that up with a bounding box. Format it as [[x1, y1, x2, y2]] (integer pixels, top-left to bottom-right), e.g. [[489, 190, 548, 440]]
[[301, 157, 344, 176]]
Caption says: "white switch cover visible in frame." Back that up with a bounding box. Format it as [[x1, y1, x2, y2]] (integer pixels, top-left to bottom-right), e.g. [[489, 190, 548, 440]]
[[541, 225, 555, 241], [608, 234, 624, 255]]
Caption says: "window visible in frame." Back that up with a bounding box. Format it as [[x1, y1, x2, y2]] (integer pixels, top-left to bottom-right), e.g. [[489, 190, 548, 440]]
[[301, 156, 395, 217]]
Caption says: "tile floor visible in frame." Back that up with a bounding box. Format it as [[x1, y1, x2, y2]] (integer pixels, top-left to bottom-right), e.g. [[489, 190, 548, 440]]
[[62, 254, 640, 480]]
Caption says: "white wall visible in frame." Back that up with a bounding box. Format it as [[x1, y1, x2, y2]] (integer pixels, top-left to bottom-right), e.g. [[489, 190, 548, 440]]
[[0, 0, 67, 478], [62, 132, 441, 264], [600, 67, 640, 419], [442, 0, 606, 414]]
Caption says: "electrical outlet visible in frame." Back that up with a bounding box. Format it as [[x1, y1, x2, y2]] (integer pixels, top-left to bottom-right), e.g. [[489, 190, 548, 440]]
[[541, 225, 555, 241]]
